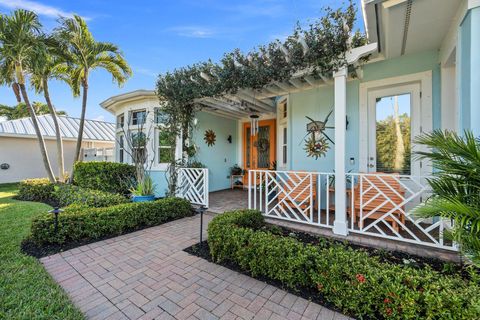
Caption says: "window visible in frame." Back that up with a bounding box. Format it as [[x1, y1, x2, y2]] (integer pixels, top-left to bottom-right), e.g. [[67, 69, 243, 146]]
[[281, 126, 287, 166], [116, 114, 124, 129], [119, 135, 124, 163], [157, 130, 173, 163], [131, 110, 146, 126], [279, 99, 287, 121], [132, 132, 146, 163], [155, 108, 168, 125]]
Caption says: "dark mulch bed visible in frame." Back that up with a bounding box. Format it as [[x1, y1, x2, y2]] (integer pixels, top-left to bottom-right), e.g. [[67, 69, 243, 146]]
[[21, 235, 117, 259], [184, 241, 346, 317]]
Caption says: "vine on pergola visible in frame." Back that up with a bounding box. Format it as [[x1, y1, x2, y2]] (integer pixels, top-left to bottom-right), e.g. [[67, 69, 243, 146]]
[[155, 1, 368, 196]]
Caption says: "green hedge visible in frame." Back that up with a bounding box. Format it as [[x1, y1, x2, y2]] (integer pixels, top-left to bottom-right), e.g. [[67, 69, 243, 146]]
[[208, 210, 480, 319], [73, 162, 136, 195], [54, 184, 128, 208], [17, 179, 55, 203], [30, 197, 192, 245]]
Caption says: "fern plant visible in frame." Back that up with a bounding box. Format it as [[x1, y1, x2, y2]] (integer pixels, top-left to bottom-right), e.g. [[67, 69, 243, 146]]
[[414, 130, 480, 265]]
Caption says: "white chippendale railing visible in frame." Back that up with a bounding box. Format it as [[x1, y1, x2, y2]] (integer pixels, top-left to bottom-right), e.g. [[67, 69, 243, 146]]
[[347, 173, 456, 251], [178, 168, 209, 207], [248, 170, 334, 228]]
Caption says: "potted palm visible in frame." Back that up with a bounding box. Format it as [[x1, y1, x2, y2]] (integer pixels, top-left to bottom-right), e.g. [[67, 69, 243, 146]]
[[118, 111, 156, 202], [130, 174, 156, 202]]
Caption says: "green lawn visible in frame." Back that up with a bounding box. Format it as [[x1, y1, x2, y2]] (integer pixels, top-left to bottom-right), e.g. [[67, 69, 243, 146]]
[[0, 183, 83, 320]]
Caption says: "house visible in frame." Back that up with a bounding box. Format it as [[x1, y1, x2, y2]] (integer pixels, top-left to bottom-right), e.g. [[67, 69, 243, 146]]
[[101, 0, 479, 258], [0, 115, 115, 183]]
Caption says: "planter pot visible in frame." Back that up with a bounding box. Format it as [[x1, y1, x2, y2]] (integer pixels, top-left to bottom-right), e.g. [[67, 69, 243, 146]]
[[132, 195, 155, 202]]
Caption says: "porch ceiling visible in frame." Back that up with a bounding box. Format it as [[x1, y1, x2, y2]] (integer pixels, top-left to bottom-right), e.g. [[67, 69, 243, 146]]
[[363, 0, 462, 59], [195, 69, 334, 120]]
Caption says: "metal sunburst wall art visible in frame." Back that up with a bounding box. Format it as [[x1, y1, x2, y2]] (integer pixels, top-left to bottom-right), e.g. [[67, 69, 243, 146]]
[[204, 129, 216, 146], [301, 109, 335, 159]]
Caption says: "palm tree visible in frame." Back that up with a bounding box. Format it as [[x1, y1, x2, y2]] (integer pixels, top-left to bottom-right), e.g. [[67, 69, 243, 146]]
[[56, 15, 132, 181], [0, 10, 56, 182], [415, 130, 480, 266], [30, 36, 71, 181]]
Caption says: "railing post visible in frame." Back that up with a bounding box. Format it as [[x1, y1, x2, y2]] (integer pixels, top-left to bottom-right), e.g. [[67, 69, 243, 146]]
[[248, 170, 252, 209], [333, 66, 348, 236]]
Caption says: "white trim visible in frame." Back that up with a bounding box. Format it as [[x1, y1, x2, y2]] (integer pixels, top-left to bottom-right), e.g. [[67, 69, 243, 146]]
[[276, 95, 289, 170], [439, 0, 466, 66], [468, 0, 480, 9], [333, 67, 348, 236], [359, 71, 433, 174], [366, 83, 421, 175]]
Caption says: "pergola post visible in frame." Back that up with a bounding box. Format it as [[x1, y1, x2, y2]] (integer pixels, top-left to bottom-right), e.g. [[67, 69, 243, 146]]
[[333, 66, 348, 236]]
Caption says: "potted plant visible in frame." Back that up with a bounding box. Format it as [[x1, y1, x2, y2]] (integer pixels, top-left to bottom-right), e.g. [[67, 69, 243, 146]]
[[229, 164, 244, 176], [130, 174, 156, 202], [118, 110, 157, 202]]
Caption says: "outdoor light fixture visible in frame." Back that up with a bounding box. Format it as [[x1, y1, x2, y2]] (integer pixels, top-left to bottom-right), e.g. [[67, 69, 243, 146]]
[[49, 207, 64, 233], [227, 135, 232, 143], [250, 114, 259, 136], [195, 205, 207, 245]]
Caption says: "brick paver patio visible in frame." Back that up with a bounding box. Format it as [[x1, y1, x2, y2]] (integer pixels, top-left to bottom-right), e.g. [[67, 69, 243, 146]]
[[41, 214, 352, 320]]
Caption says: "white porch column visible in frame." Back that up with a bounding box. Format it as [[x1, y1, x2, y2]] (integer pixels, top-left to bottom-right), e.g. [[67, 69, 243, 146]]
[[333, 66, 348, 236]]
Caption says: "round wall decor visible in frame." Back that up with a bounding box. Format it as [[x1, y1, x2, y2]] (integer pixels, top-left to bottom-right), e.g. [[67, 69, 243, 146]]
[[204, 129, 216, 146]]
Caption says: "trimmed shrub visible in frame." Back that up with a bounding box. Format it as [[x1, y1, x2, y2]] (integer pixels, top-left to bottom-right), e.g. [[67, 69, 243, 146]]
[[17, 178, 55, 202], [208, 210, 480, 319], [30, 197, 192, 245], [53, 184, 128, 208], [73, 162, 136, 195]]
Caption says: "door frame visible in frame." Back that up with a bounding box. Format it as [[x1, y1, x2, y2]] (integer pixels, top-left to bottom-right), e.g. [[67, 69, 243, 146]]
[[359, 71, 433, 176], [366, 83, 421, 175], [243, 119, 276, 170]]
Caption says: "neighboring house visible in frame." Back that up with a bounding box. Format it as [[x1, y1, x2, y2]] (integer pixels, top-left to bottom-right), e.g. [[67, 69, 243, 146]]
[[0, 115, 115, 183], [101, 0, 479, 257]]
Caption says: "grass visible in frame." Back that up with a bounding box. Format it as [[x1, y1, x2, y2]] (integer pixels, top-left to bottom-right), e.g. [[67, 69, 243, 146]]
[[0, 183, 83, 320]]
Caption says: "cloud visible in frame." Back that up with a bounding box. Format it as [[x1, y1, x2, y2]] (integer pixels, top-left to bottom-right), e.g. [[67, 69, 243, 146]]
[[0, 0, 88, 19], [133, 67, 157, 78], [227, 3, 287, 18], [93, 115, 105, 122], [167, 26, 217, 38]]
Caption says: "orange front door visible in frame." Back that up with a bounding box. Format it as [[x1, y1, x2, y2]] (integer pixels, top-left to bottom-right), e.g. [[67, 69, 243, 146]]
[[243, 119, 276, 171]]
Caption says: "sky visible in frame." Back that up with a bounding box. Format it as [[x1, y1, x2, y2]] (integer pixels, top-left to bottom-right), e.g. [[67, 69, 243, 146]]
[[0, 0, 364, 123]]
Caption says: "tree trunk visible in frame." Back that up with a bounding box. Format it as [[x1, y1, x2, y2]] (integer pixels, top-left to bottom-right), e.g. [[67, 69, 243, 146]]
[[19, 82, 56, 183], [70, 78, 88, 183], [393, 96, 405, 172], [43, 78, 65, 182]]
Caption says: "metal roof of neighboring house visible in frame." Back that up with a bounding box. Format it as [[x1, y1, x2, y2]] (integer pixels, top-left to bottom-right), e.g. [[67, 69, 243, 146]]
[[0, 115, 115, 142]]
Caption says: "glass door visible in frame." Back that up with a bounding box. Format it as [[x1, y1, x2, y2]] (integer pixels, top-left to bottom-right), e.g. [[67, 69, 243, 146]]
[[367, 84, 422, 176]]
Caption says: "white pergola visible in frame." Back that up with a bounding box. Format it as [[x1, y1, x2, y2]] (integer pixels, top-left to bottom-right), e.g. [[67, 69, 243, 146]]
[[196, 42, 377, 236]]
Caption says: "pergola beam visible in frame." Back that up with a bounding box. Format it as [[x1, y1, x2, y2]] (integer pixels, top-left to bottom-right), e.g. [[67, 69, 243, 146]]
[[205, 98, 251, 115], [236, 90, 276, 112]]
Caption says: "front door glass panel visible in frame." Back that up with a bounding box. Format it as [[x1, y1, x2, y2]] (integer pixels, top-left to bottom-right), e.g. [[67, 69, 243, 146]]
[[375, 93, 411, 174]]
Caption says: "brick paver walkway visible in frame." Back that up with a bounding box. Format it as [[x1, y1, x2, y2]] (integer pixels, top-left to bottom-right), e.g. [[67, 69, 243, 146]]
[[41, 215, 351, 320]]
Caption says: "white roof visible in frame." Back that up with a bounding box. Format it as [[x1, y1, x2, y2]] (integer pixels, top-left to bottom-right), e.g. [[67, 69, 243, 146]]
[[0, 115, 115, 142]]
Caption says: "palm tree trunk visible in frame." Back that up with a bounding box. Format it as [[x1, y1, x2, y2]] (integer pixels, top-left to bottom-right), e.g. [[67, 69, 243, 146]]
[[19, 82, 56, 183], [70, 79, 88, 182], [43, 78, 65, 182]]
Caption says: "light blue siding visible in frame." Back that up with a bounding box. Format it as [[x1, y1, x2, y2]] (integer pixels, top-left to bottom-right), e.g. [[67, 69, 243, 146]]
[[149, 170, 169, 197], [459, 7, 480, 135], [287, 50, 441, 172], [192, 112, 238, 192]]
